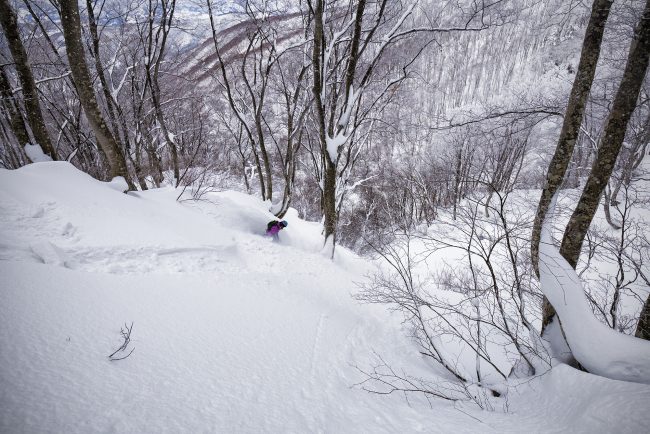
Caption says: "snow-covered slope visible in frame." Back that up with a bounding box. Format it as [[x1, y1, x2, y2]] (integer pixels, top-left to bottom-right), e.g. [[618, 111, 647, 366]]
[[1, 162, 649, 433]]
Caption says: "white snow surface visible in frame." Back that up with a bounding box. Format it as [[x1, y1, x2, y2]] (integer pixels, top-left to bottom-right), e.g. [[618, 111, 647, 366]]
[[23, 143, 53, 163], [1, 162, 649, 433], [539, 200, 650, 384]]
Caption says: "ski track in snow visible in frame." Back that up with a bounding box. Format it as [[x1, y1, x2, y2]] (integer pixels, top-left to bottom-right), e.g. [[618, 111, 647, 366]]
[[309, 313, 326, 380], [0, 193, 331, 278], [2, 197, 249, 275]]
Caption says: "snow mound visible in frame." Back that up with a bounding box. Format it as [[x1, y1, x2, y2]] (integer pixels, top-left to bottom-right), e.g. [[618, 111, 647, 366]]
[[0, 162, 234, 250], [23, 143, 53, 163], [539, 201, 650, 384]]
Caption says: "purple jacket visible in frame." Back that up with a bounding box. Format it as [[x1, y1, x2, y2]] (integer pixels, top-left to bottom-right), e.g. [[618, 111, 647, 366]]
[[267, 224, 282, 236]]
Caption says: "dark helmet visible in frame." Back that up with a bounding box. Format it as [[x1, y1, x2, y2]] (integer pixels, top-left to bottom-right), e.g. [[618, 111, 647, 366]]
[[280, 220, 288, 227]]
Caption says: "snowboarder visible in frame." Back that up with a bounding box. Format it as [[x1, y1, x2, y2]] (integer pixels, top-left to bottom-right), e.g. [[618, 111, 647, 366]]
[[266, 220, 288, 241]]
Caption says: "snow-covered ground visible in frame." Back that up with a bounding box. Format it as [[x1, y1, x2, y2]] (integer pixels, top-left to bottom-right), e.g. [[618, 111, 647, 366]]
[[1, 162, 649, 433]]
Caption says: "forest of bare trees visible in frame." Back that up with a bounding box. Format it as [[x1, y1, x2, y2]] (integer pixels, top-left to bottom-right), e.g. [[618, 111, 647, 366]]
[[1, 0, 649, 399]]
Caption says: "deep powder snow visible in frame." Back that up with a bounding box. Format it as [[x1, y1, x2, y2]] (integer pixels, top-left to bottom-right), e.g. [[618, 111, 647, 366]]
[[1, 162, 649, 433]]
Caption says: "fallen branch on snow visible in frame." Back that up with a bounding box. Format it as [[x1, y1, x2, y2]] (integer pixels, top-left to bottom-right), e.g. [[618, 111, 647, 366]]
[[108, 322, 135, 361]]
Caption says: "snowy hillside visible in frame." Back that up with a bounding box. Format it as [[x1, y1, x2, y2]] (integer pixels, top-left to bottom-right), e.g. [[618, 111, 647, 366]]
[[1, 162, 649, 433]]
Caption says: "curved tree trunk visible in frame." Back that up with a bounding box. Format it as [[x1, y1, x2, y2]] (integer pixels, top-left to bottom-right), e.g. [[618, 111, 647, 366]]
[[530, 0, 613, 332], [58, 0, 135, 189], [0, 0, 57, 159], [602, 186, 622, 229]]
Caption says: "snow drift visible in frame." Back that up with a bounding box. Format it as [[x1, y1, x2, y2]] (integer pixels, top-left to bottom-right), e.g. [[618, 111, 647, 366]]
[[539, 200, 650, 384]]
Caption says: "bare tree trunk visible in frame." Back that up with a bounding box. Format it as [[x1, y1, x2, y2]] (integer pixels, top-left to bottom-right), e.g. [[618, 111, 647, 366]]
[[229, 123, 251, 193], [312, 0, 370, 255], [0, 0, 57, 159], [530, 0, 613, 331], [58, 0, 134, 189], [636, 294, 650, 340], [206, 0, 267, 199], [132, 142, 148, 191], [145, 0, 180, 186], [605, 110, 650, 229], [242, 35, 274, 202], [275, 118, 300, 218], [312, 0, 328, 231], [255, 114, 273, 201], [342, 0, 366, 106], [0, 121, 26, 167], [560, 0, 650, 268], [312, 0, 338, 255], [129, 63, 161, 188], [146, 144, 164, 187], [85, 0, 127, 150], [150, 82, 179, 184], [138, 119, 163, 187], [452, 147, 462, 220], [602, 186, 621, 229], [0, 66, 30, 149]]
